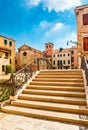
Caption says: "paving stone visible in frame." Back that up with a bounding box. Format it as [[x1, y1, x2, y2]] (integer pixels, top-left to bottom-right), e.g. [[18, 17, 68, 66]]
[[0, 112, 88, 130]]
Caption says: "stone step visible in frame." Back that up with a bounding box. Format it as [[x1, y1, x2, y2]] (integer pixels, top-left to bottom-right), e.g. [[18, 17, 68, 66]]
[[23, 89, 86, 98], [18, 94, 86, 105], [38, 73, 82, 76], [2, 105, 88, 126], [30, 81, 84, 87], [40, 70, 82, 74], [12, 99, 87, 115], [26, 85, 85, 92], [33, 78, 84, 83], [36, 75, 83, 78]]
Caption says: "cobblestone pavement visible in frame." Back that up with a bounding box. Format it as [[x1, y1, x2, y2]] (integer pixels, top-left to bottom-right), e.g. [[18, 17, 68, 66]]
[[0, 112, 88, 130]]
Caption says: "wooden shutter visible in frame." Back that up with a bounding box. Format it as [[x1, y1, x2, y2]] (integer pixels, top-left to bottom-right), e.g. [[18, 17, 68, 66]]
[[83, 14, 88, 25], [84, 37, 88, 51]]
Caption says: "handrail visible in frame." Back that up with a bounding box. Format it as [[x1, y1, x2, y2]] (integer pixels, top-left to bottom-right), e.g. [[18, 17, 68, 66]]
[[81, 55, 88, 85], [0, 57, 52, 97]]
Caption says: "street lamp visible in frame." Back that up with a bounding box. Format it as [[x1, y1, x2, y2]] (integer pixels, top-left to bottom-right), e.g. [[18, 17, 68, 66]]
[[67, 40, 78, 46]]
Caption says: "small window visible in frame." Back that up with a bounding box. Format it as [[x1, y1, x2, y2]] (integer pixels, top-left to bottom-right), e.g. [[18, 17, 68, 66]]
[[83, 14, 88, 25], [23, 52, 27, 56], [4, 39, 7, 45], [9, 41, 12, 46], [68, 60, 70, 64], [60, 54, 62, 57], [53, 61, 55, 65], [68, 53, 70, 56], [5, 52, 8, 58], [15, 60, 17, 64], [53, 55, 55, 57], [63, 54, 65, 57], [2, 65, 5, 72], [63, 60, 65, 64], [9, 59, 11, 64], [58, 54, 59, 57], [71, 57, 74, 62], [71, 50, 74, 54]]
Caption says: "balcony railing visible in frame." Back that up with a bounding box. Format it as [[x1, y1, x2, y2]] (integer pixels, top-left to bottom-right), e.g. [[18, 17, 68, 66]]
[[0, 57, 52, 97]]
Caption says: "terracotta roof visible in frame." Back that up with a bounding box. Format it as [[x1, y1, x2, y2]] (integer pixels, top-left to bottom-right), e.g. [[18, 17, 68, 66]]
[[70, 46, 77, 49], [59, 48, 70, 53], [53, 48, 70, 54], [18, 44, 43, 53], [45, 42, 54, 45], [75, 4, 88, 10]]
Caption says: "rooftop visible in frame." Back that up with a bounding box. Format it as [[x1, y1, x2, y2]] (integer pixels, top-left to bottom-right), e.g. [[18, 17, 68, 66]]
[[0, 35, 15, 41]]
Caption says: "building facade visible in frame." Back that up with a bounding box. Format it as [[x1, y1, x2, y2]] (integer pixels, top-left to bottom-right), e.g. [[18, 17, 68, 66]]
[[75, 4, 88, 67], [52, 46, 78, 69], [0, 35, 15, 74], [15, 43, 78, 71]]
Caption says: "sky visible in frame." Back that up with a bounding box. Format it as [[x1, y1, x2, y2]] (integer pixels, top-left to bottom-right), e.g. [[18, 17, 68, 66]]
[[0, 0, 88, 51]]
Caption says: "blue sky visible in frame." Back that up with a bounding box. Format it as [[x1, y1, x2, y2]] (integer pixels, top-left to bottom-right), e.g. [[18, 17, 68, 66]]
[[0, 0, 88, 51]]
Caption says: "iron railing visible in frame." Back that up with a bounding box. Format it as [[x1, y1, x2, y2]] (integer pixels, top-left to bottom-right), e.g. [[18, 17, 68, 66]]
[[0, 57, 52, 96], [81, 55, 88, 85]]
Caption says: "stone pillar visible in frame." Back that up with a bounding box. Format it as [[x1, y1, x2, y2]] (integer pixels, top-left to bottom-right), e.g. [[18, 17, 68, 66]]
[[78, 53, 82, 69]]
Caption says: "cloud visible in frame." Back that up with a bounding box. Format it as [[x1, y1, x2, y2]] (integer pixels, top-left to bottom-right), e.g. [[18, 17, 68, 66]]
[[24, 0, 41, 7], [43, 0, 81, 12], [40, 21, 50, 28], [45, 22, 64, 35], [24, 0, 82, 12]]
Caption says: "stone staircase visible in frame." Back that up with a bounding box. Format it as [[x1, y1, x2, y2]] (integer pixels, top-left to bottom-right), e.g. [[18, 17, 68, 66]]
[[1, 70, 88, 126]]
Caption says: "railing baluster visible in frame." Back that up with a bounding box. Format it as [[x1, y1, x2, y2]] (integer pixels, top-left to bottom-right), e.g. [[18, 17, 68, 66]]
[[81, 56, 88, 85]]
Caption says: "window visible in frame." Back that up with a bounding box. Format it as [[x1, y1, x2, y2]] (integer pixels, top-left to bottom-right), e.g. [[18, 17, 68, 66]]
[[83, 37, 88, 51], [9, 59, 11, 64], [53, 55, 55, 57], [63, 60, 65, 64], [15, 60, 17, 64], [2, 65, 5, 72], [9, 41, 12, 46], [23, 52, 27, 56], [53, 61, 55, 65], [60, 54, 62, 57], [71, 50, 74, 54], [57, 60, 62, 65], [83, 14, 88, 25], [71, 57, 74, 62], [58, 54, 59, 57], [4, 39, 7, 45], [68, 53, 70, 56], [63, 54, 65, 57], [68, 60, 70, 64], [5, 52, 8, 58]]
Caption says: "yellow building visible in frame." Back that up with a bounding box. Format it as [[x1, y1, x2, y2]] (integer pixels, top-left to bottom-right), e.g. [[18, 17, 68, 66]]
[[0, 35, 15, 74]]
